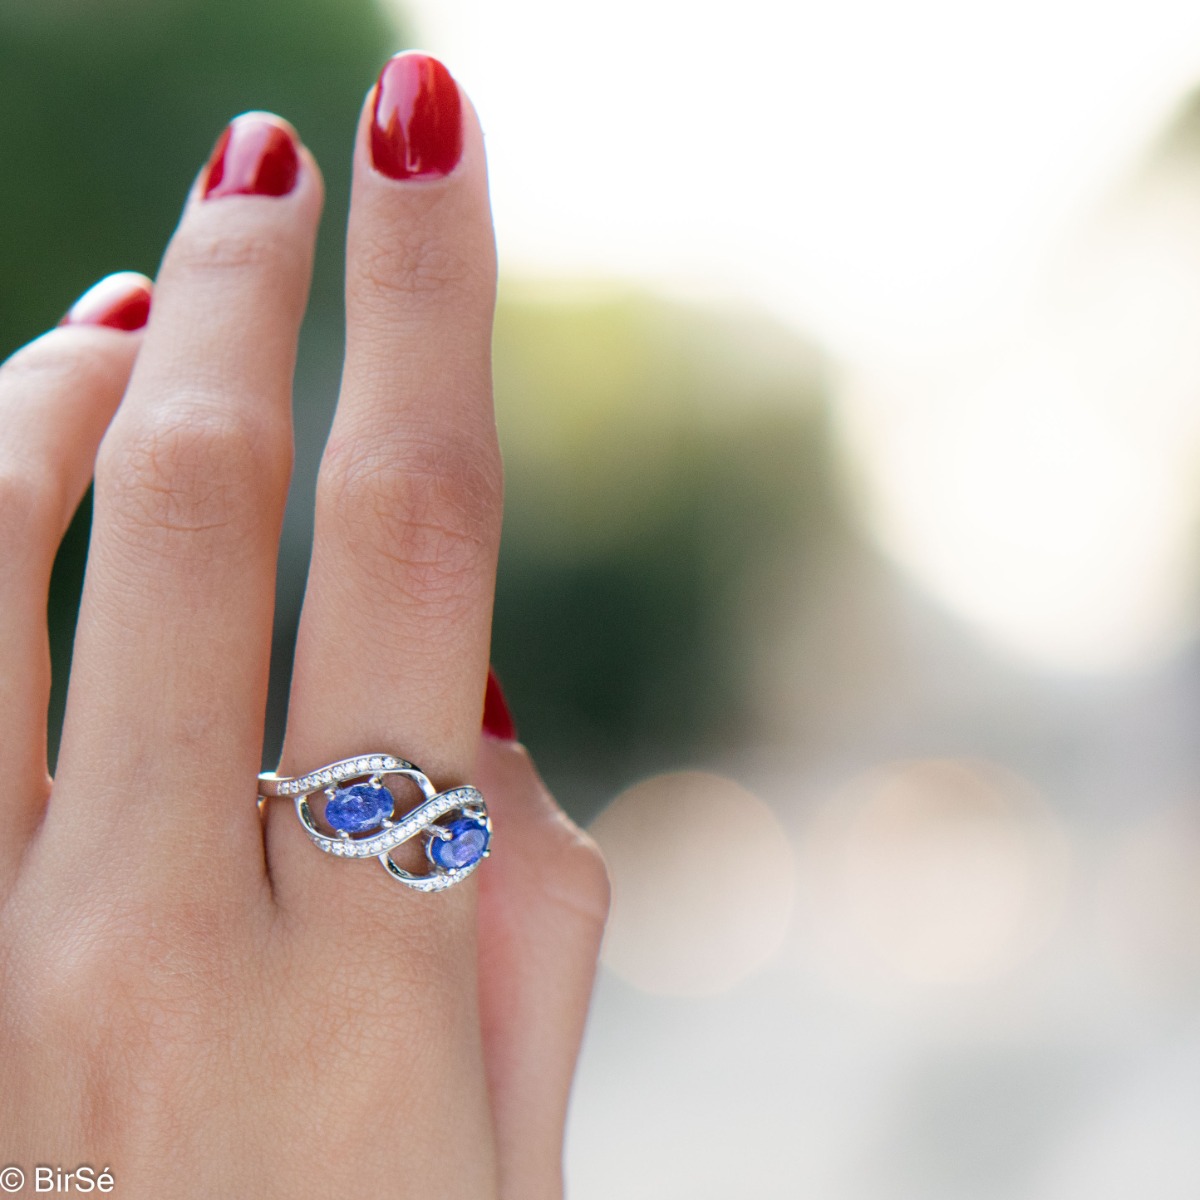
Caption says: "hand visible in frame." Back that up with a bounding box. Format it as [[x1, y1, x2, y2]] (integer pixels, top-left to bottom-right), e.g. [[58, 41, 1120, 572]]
[[0, 52, 608, 1199]]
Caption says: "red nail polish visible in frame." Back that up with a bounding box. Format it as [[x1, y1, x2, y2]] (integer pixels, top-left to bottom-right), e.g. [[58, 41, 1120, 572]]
[[202, 113, 300, 200], [370, 52, 463, 181], [59, 272, 152, 331], [483, 669, 517, 741]]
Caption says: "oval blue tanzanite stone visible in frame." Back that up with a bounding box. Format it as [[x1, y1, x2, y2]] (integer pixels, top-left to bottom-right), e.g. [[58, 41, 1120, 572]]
[[325, 783, 395, 833], [430, 817, 490, 871]]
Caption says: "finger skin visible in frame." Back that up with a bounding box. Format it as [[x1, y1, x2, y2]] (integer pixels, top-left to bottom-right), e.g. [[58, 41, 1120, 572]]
[[0, 309, 144, 879], [273, 56, 499, 815], [42, 117, 323, 900], [474, 737, 610, 1200], [269, 57, 499, 970], [266, 55, 501, 1192]]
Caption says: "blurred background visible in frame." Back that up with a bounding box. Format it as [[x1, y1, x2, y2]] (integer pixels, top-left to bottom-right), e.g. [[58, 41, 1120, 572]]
[[6, 0, 1200, 1193]]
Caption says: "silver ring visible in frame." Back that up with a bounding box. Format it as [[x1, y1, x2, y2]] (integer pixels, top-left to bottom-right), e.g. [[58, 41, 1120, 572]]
[[257, 754, 491, 892]]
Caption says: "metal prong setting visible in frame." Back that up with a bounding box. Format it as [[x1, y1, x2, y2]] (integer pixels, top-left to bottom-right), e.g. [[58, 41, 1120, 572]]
[[257, 756, 490, 892]]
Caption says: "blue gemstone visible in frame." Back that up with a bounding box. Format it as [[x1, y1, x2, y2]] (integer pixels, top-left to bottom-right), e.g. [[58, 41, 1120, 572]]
[[325, 783, 395, 833], [430, 817, 490, 871]]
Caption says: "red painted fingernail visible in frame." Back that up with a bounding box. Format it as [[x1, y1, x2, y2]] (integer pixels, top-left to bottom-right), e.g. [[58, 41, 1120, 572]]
[[370, 52, 463, 181], [59, 272, 152, 331], [483, 669, 518, 741], [202, 113, 300, 200]]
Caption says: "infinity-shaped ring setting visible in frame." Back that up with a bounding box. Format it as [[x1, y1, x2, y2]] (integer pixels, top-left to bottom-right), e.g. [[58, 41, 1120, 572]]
[[257, 755, 491, 892]]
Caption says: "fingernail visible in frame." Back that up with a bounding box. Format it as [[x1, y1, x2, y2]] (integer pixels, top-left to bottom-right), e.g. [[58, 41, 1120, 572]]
[[202, 112, 300, 200], [59, 272, 152, 331], [370, 52, 463, 181], [483, 669, 518, 741]]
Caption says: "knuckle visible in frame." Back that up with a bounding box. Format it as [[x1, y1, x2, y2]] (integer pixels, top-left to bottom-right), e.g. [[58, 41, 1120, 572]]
[[165, 221, 296, 284], [529, 817, 612, 932], [319, 434, 502, 605], [98, 403, 288, 556], [549, 828, 613, 930], [356, 225, 489, 308]]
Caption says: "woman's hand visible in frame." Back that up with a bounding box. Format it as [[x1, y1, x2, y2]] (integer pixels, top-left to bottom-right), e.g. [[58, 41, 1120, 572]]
[[0, 52, 608, 1199]]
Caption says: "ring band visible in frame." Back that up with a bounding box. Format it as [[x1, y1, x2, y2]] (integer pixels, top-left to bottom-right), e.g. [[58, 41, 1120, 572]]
[[258, 754, 491, 892]]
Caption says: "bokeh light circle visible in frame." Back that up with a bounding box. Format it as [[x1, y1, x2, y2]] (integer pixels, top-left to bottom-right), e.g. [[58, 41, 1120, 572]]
[[803, 758, 1071, 988], [589, 771, 797, 997]]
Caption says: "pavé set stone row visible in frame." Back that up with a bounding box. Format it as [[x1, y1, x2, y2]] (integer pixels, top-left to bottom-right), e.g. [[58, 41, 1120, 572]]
[[257, 754, 491, 891]]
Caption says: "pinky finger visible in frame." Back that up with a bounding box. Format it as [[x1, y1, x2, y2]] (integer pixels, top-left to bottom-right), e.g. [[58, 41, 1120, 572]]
[[0, 273, 149, 873], [474, 676, 611, 1200]]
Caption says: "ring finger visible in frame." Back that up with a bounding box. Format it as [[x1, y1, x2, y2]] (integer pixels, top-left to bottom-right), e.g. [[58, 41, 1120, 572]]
[[269, 54, 500, 909], [265, 52, 501, 1188]]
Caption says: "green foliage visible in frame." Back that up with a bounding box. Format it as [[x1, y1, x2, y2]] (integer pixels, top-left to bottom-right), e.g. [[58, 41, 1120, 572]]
[[0, 0, 399, 337], [492, 286, 842, 817], [0, 0, 403, 760]]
